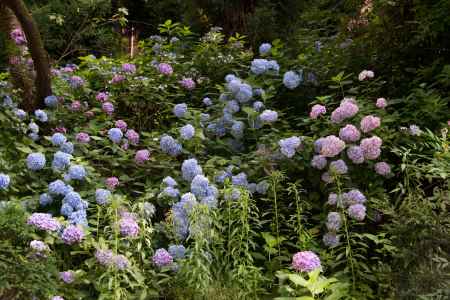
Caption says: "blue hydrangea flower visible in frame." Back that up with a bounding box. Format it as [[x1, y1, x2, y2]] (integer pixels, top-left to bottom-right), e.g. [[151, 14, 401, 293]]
[[207, 122, 226, 137], [173, 103, 187, 118], [163, 176, 177, 187], [253, 101, 264, 112], [279, 136, 302, 158], [224, 100, 240, 114], [28, 122, 39, 133], [26, 153, 46, 171], [172, 204, 189, 239], [168, 244, 186, 260], [34, 110, 48, 122], [160, 135, 183, 156], [44, 95, 58, 107], [39, 193, 53, 206], [60, 142, 74, 154], [180, 193, 198, 213], [215, 170, 230, 184], [51, 133, 67, 146], [235, 83, 253, 103], [201, 196, 218, 208], [251, 59, 269, 75], [68, 210, 88, 226], [190, 175, 209, 198], [267, 60, 280, 73], [14, 109, 27, 120], [52, 151, 72, 171], [60, 203, 74, 217], [283, 71, 302, 90], [28, 132, 39, 141], [95, 188, 111, 205], [200, 113, 210, 123], [180, 124, 195, 140], [224, 188, 241, 201], [253, 88, 264, 97], [203, 97, 212, 106], [108, 128, 123, 144], [231, 121, 245, 139], [259, 43, 272, 55], [63, 191, 82, 208], [225, 74, 237, 82], [181, 159, 203, 182], [232, 172, 248, 187], [259, 110, 278, 123], [48, 180, 70, 196], [227, 79, 242, 93], [248, 183, 257, 193], [68, 165, 86, 180], [256, 181, 269, 194], [161, 186, 180, 198], [3, 95, 14, 108], [0, 173, 10, 190]]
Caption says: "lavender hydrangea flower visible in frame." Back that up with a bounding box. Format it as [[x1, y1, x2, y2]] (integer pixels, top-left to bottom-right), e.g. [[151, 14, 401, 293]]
[[339, 124, 361, 142], [95, 249, 113, 266], [203, 97, 212, 106], [27, 213, 61, 231], [26, 153, 46, 171], [292, 251, 321, 272], [108, 128, 123, 144], [283, 71, 301, 89], [163, 176, 177, 187], [61, 225, 84, 245], [253, 101, 264, 112], [119, 216, 140, 237], [14, 108, 27, 120], [68, 165, 86, 180], [102, 102, 114, 115], [309, 104, 326, 119], [10, 28, 26, 45], [158, 63, 173, 75], [279, 136, 302, 158], [374, 162, 391, 176], [319, 135, 345, 157], [96, 92, 109, 102], [321, 172, 333, 183], [311, 155, 327, 170], [409, 125, 422, 136], [343, 189, 366, 206], [135, 149, 150, 165], [180, 78, 196, 90], [45, 95, 58, 107], [125, 129, 139, 145], [348, 204, 366, 221], [360, 115, 381, 133], [232, 172, 248, 187], [122, 63, 136, 74], [113, 254, 129, 270], [115, 120, 128, 132], [259, 43, 272, 55], [160, 135, 182, 156], [360, 136, 382, 160], [224, 100, 240, 114], [347, 146, 365, 164], [30, 240, 49, 252], [168, 244, 186, 260], [160, 186, 180, 198], [326, 212, 342, 231], [69, 76, 85, 88], [34, 109, 48, 122], [323, 232, 340, 248], [225, 74, 237, 82], [153, 248, 173, 267], [329, 159, 348, 175], [259, 110, 278, 123], [173, 103, 187, 118], [182, 159, 203, 182], [59, 271, 75, 284], [0, 173, 10, 190], [180, 124, 195, 140]]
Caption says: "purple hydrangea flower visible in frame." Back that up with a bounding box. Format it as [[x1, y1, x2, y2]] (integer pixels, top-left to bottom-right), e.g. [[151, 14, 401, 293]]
[[311, 155, 327, 170], [95, 249, 113, 266], [76, 132, 90, 144], [347, 146, 365, 164], [348, 204, 366, 221], [96, 92, 109, 102], [310, 104, 326, 119], [339, 124, 361, 142], [331, 98, 359, 123], [10, 28, 27, 45], [125, 129, 139, 145], [122, 63, 136, 74], [179, 78, 196, 90], [102, 102, 114, 115], [158, 63, 173, 75], [135, 149, 150, 165], [27, 213, 61, 231], [376, 98, 387, 108], [106, 177, 119, 190], [14, 108, 27, 120], [343, 189, 366, 206], [323, 232, 340, 248], [30, 240, 49, 252], [329, 159, 348, 175], [326, 212, 342, 231], [111, 74, 125, 84], [59, 271, 75, 284], [69, 76, 85, 89], [113, 254, 129, 270], [292, 251, 321, 272], [119, 216, 140, 237], [232, 172, 248, 187], [279, 136, 302, 158], [152, 248, 173, 267], [115, 120, 128, 132], [360, 115, 381, 133], [61, 225, 84, 245], [202, 97, 212, 106]]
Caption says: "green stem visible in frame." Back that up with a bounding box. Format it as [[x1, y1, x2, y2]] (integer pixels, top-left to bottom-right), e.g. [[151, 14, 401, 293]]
[[271, 176, 281, 257]]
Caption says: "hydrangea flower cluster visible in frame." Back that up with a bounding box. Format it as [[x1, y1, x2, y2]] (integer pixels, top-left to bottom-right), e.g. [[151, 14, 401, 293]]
[[310, 104, 326, 119], [259, 42, 272, 55], [180, 124, 195, 140], [173, 103, 188, 118], [179, 78, 196, 90], [61, 225, 85, 245], [160, 135, 182, 156], [331, 98, 359, 123], [106, 177, 119, 190], [0, 173, 11, 190], [360, 115, 381, 133], [59, 271, 75, 284], [119, 213, 140, 237], [278, 136, 302, 158], [95, 188, 112, 205], [10, 28, 27, 45], [283, 71, 302, 89], [158, 63, 173, 75], [135, 149, 150, 164], [292, 251, 321, 272], [358, 70, 375, 81], [152, 248, 173, 267], [27, 213, 61, 232]]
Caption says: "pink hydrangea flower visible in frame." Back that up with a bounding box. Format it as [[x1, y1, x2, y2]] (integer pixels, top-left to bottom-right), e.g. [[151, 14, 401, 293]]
[[360, 136, 382, 160], [358, 70, 375, 81], [339, 124, 361, 142], [360, 115, 381, 133], [96, 92, 109, 102], [76, 132, 90, 144], [179, 78, 196, 90], [84, 111, 95, 118], [376, 98, 387, 108], [331, 98, 359, 123], [125, 129, 139, 145], [102, 102, 114, 115], [115, 120, 128, 132], [111, 74, 125, 84], [70, 101, 81, 112], [374, 162, 391, 176], [319, 135, 346, 157], [10, 28, 27, 45], [106, 177, 119, 190], [309, 104, 326, 119], [292, 251, 321, 272], [135, 149, 150, 164]]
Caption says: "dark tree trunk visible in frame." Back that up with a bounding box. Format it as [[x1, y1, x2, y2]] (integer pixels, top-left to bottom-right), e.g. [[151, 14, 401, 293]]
[[3, 0, 52, 111], [223, 0, 256, 36]]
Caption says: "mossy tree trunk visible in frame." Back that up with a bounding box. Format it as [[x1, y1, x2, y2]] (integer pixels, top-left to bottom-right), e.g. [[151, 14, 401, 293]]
[[2, 0, 52, 111]]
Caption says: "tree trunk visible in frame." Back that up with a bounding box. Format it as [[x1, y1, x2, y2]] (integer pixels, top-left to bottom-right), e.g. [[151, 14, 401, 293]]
[[3, 0, 52, 111]]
